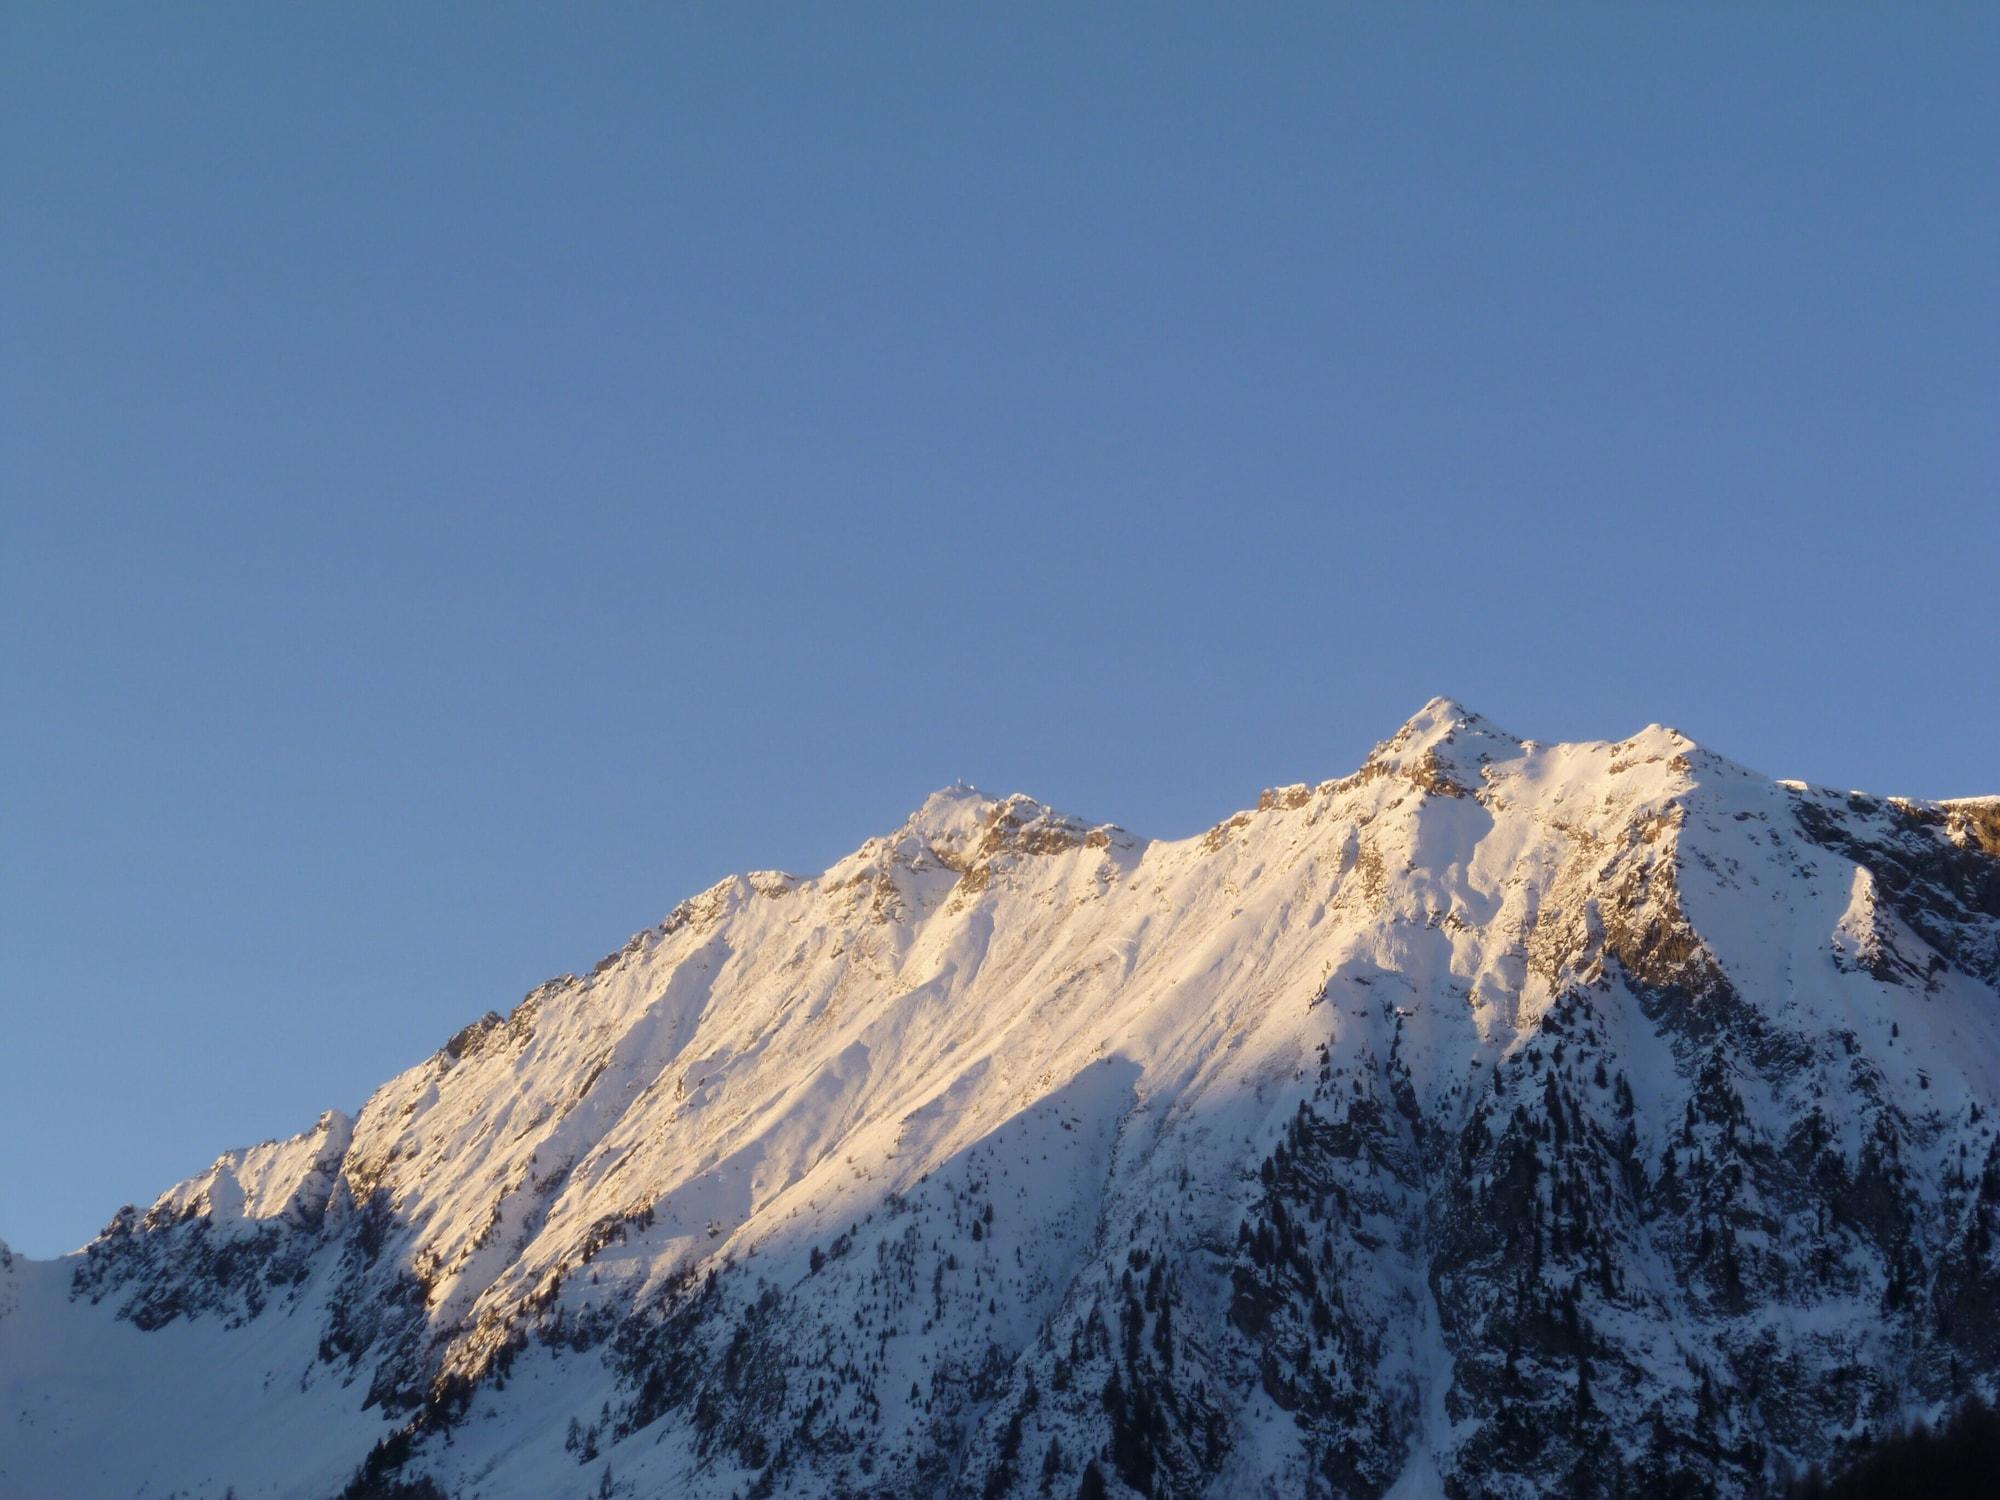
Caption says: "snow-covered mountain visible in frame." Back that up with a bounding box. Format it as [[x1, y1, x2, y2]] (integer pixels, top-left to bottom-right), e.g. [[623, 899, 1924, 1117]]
[[7, 700, 2000, 1500]]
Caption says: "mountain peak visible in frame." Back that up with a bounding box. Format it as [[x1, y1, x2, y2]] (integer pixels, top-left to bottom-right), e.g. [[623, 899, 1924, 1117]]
[[882, 785, 1115, 873], [904, 782, 997, 841], [1404, 693, 1479, 731], [1387, 695, 1515, 747], [1365, 696, 1523, 790]]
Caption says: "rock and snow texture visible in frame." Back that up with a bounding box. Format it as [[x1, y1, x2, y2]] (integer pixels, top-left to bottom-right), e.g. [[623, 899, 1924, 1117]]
[[5, 699, 2000, 1499]]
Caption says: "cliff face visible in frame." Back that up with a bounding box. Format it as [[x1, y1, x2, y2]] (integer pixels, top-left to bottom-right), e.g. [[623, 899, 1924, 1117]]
[[7, 700, 1999, 1500]]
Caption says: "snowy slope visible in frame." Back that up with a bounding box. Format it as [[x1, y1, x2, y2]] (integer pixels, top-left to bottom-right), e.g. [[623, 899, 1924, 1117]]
[[5, 700, 1998, 1500]]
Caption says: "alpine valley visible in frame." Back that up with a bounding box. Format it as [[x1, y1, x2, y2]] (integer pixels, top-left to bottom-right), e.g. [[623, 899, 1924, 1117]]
[[6, 700, 2000, 1500]]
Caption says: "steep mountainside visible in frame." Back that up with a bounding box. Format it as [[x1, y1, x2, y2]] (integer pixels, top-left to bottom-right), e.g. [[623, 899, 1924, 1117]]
[[5, 700, 1999, 1500]]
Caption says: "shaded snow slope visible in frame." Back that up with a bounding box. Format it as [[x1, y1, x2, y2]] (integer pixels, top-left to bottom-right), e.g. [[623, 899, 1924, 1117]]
[[6, 699, 1999, 1500]]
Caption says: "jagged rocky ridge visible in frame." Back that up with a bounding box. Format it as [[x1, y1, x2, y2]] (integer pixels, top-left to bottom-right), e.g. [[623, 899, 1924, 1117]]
[[4, 699, 1999, 1500]]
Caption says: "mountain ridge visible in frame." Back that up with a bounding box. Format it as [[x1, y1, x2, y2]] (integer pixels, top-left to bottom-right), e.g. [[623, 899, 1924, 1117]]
[[6, 700, 1999, 1500]]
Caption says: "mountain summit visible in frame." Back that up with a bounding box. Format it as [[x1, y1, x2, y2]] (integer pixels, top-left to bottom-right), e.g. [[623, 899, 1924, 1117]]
[[6, 705, 2000, 1499]]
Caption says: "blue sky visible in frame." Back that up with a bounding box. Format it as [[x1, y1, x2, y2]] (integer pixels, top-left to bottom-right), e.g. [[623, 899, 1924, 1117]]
[[3, 5, 1994, 1258]]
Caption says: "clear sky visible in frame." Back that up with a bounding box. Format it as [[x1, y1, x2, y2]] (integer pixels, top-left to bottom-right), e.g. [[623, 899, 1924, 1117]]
[[3, 5, 1995, 1258]]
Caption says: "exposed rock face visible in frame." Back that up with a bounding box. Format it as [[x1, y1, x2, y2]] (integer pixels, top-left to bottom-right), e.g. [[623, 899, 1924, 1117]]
[[5, 699, 1998, 1500]]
